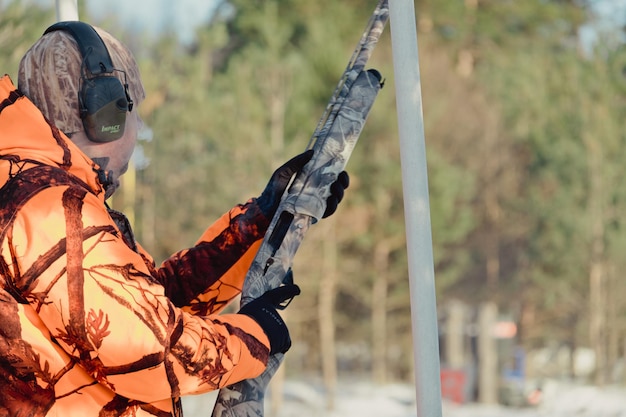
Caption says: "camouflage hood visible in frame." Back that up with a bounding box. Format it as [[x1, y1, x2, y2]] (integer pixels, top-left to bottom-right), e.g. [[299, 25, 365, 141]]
[[17, 25, 145, 138]]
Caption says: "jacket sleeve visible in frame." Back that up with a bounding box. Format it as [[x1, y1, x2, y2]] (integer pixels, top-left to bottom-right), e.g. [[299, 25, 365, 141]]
[[12, 186, 270, 402], [148, 199, 270, 316]]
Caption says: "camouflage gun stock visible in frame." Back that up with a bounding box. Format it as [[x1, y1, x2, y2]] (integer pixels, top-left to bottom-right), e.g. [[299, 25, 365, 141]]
[[211, 1, 389, 416]]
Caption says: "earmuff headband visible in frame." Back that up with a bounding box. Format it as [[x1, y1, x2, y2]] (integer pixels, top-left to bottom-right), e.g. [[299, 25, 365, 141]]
[[42, 21, 132, 143], [45, 21, 115, 76]]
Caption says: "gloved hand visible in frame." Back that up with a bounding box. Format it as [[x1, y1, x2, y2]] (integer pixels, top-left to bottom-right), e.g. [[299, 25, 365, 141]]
[[323, 170, 349, 218], [238, 284, 301, 355], [256, 150, 350, 219]]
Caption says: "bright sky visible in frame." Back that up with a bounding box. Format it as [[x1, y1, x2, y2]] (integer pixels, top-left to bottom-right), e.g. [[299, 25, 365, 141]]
[[31, 0, 626, 47], [86, 0, 219, 44], [27, 0, 219, 44], [87, 0, 624, 50], [580, 0, 626, 49]]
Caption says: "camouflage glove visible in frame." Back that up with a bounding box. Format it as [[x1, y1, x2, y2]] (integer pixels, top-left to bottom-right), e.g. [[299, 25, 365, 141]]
[[238, 284, 301, 355], [256, 150, 350, 219]]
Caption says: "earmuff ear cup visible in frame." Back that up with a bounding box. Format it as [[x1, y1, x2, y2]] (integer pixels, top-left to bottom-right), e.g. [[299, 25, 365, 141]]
[[43, 21, 133, 143], [80, 76, 129, 143]]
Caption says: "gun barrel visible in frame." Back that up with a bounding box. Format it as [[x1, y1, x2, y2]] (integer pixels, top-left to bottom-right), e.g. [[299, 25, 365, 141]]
[[307, 0, 389, 149]]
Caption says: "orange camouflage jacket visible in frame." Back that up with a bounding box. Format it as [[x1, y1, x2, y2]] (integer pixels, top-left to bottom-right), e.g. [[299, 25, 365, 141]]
[[0, 75, 273, 416]]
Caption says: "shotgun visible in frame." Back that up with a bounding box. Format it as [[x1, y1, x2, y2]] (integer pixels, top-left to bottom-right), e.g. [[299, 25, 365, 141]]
[[212, 1, 389, 415]]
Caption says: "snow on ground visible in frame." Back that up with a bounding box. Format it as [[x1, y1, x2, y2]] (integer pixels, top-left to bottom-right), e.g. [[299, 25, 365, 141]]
[[182, 378, 626, 417]]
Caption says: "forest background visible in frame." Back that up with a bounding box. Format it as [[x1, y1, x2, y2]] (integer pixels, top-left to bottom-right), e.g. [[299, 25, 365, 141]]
[[2, 0, 626, 406]]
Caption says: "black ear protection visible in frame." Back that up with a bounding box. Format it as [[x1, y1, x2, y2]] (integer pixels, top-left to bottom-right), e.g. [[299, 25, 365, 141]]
[[44, 21, 133, 143]]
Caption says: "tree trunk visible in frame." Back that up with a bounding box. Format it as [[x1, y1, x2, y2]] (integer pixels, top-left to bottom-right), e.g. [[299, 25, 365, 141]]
[[318, 219, 338, 410], [371, 240, 390, 385], [369, 190, 399, 385], [606, 263, 618, 383], [585, 130, 607, 386], [589, 260, 606, 385], [478, 302, 498, 404], [445, 300, 466, 369]]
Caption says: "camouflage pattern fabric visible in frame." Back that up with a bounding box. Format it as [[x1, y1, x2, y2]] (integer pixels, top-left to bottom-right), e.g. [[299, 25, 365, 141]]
[[212, 0, 389, 415], [18, 25, 145, 137], [0, 75, 273, 416]]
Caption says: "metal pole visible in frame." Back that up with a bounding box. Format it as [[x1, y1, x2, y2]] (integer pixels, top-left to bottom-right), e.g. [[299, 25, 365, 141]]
[[388, 1, 443, 416], [55, 0, 79, 21]]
